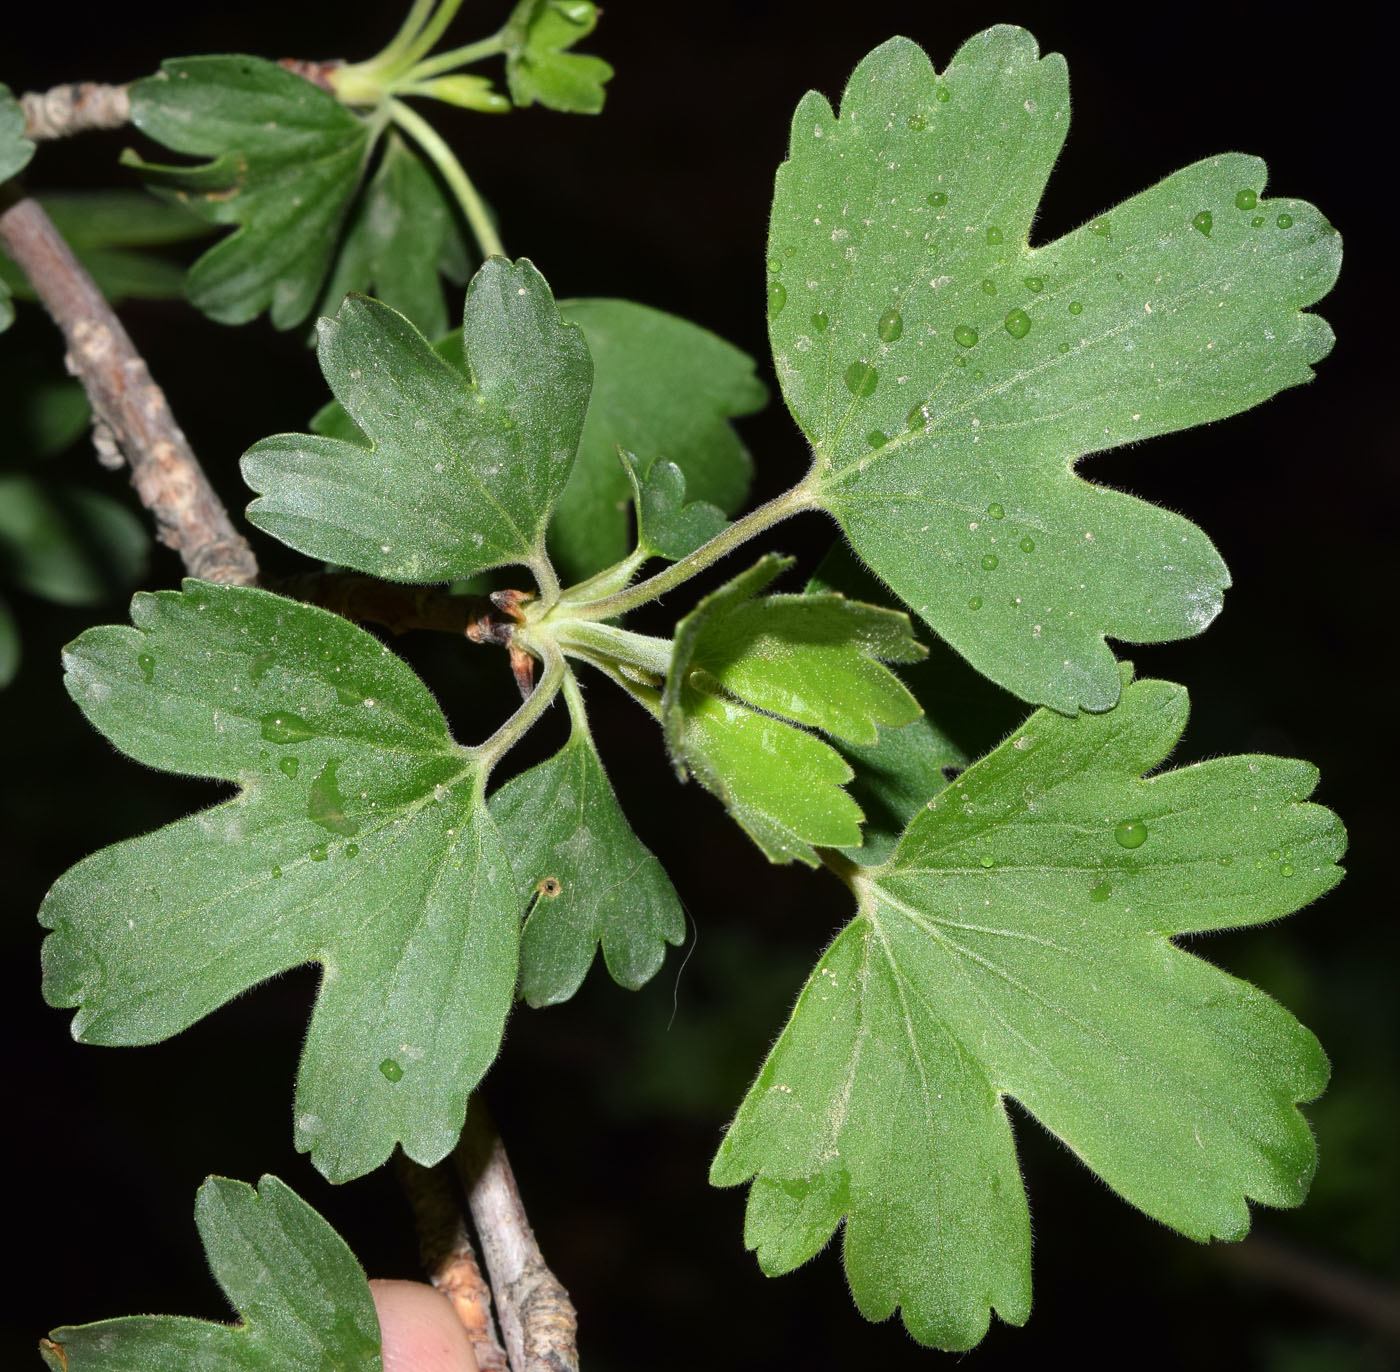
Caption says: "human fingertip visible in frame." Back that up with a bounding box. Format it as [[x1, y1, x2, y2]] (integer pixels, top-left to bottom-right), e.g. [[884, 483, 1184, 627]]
[[370, 1277, 480, 1372]]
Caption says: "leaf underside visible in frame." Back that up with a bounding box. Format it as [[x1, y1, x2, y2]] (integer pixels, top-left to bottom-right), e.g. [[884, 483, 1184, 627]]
[[773, 27, 1340, 712], [713, 672, 1345, 1350], [41, 1175, 381, 1371], [40, 582, 520, 1183]]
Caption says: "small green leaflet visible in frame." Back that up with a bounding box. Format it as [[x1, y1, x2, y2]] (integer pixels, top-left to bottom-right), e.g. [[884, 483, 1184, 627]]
[[490, 706, 685, 1007], [503, 0, 614, 114], [40, 583, 521, 1183], [771, 28, 1340, 713], [661, 554, 923, 865], [41, 1175, 382, 1372], [621, 449, 728, 562], [243, 258, 591, 583], [0, 191, 213, 305], [311, 132, 470, 342], [0, 81, 36, 331], [304, 296, 764, 585], [124, 56, 373, 329], [712, 672, 1345, 1351]]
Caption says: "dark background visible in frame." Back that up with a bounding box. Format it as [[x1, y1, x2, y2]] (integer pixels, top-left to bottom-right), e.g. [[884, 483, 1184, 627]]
[[4, 3, 1394, 1369]]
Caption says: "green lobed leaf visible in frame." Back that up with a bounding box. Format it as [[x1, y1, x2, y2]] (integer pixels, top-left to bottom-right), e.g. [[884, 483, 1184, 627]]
[[39, 582, 522, 1182], [307, 297, 765, 584], [712, 672, 1345, 1350], [0, 475, 149, 606], [311, 133, 470, 342], [662, 554, 928, 865], [808, 542, 1025, 864], [41, 1175, 381, 1371], [502, 0, 614, 114], [124, 56, 373, 329], [772, 28, 1340, 713], [621, 448, 728, 562], [489, 710, 686, 1006], [0, 190, 214, 305], [243, 257, 591, 584]]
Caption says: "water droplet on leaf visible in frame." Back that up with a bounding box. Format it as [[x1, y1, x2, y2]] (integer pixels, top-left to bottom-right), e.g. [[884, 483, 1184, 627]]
[[1068, 301, 1083, 315], [1003, 308, 1032, 339], [308, 758, 359, 837], [345, 843, 359, 858], [1090, 219, 1111, 237], [310, 844, 328, 861], [1020, 537, 1035, 552], [866, 429, 888, 448], [986, 227, 1003, 245], [767, 281, 787, 319], [877, 306, 903, 341], [1279, 863, 1294, 877], [271, 865, 282, 879], [1193, 210, 1213, 236], [981, 554, 999, 571], [1089, 879, 1111, 902], [843, 359, 879, 397], [953, 324, 979, 348], [278, 757, 299, 779], [1114, 820, 1148, 849], [812, 310, 829, 332], [926, 191, 948, 207], [988, 503, 1005, 519], [1024, 276, 1044, 292], [935, 86, 950, 103], [1251, 216, 1265, 227], [907, 112, 927, 131], [967, 597, 982, 611], [1235, 188, 1258, 210], [981, 279, 997, 295], [380, 1058, 404, 1082], [1276, 213, 1293, 229], [767, 256, 782, 273], [136, 653, 155, 684], [980, 854, 994, 868]]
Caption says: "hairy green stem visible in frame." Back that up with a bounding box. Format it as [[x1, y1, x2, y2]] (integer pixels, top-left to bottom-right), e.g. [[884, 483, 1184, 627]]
[[526, 550, 561, 608], [560, 668, 593, 742], [407, 35, 508, 83], [371, 0, 439, 72], [549, 620, 672, 679], [473, 638, 564, 772], [397, 0, 469, 71], [556, 481, 818, 623], [388, 98, 504, 258]]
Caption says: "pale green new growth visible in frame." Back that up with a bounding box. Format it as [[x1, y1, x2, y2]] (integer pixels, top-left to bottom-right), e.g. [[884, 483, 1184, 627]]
[[661, 555, 926, 864], [243, 257, 591, 586], [41, 1176, 382, 1371], [40, 583, 522, 1182], [503, 0, 613, 114], [774, 28, 1340, 712], [713, 673, 1345, 1350]]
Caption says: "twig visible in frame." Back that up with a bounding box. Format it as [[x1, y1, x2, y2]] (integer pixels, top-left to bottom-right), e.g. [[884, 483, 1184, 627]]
[[394, 1153, 510, 1372], [454, 1099, 579, 1372], [1219, 1232, 1400, 1346], [0, 186, 258, 586], [21, 82, 130, 140]]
